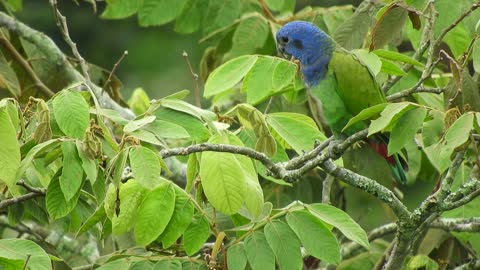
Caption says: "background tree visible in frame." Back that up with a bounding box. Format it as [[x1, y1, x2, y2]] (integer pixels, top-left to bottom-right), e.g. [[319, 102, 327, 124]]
[[0, 0, 480, 269]]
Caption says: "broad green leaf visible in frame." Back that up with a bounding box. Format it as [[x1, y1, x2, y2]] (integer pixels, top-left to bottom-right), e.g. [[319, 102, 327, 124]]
[[134, 182, 176, 245], [76, 203, 106, 236], [307, 203, 369, 248], [228, 14, 269, 59], [104, 183, 116, 219], [264, 220, 302, 270], [129, 261, 154, 270], [129, 146, 161, 189], [227, 242, 248, 270], [186, 153, 198, 193], [154, 259, 182, 270], [156, 98, 216, 121], [158, 186, 195, 248], [473, 39, 480, 73], [199, 134, 247, 215], [101, 0, 141, 19], [59, 141, 84, 201], [0, 108, 20, 195], [76, 141, 98, 184], [0, 98, 19, 131], [266, 112, 326, 153], [183, 214, 210, 255], [287, 211, 341, 264], [0, 239, 51, 270], [243, 57, 296, 105], [202, 0, 242, 35], [333, 2, 373, 50], [343, 104, 387, 131], [139, 0, 188, 26], [112, 180, 147, 235], [264, 0, 295, 12], [182, 260, 208, 270], [368, 102, 415, 136], [154, 108, 210, 141], [52, 90, 89, 139], [16, 139, 61, 185], [46, 176, 80, 219], [380, 59, 407, 76], [0, 257, 24, 270], [370, 3, 408, 51], [424, 113, 474, 173], [144, 120, 190, 139], [352, 49, 382, 76], [388, 107, 427, 155], [406, 255, 439, 270], [128, 88, 150, 115], [373, 49, 424, 67], [174, 0, 206, 34], [129, 130, 166, 147], [108, 147, 130, 187], [244, 231, 275, 270], [124, 115, 156, 133], [204, 55, 258, 97]]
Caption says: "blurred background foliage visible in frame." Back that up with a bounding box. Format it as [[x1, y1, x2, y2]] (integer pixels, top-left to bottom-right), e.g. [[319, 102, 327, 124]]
[[17, 0, 362, 101]]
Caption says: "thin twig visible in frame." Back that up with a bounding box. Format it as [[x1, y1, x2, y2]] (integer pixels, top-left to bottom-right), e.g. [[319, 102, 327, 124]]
[[102, 50, 128, 94], [386, 87, 444, 101], [182, 51, 201, 107], [22, 254, 31, 270]]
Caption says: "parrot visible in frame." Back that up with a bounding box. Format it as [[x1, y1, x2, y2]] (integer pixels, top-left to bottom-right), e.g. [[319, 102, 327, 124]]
[[275, 21, 407, 184]]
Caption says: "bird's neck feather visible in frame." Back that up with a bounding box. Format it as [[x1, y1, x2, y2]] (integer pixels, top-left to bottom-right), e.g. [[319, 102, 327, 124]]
[[301, 53, 332, 88]]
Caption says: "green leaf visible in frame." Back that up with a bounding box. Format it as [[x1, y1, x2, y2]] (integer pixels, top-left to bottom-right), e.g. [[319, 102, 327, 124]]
[[59, 141, 84, 201], [0, 258, 24, 270], [202, 0, 242, 35], [124, 115, 156, 133], [134, 182, 176, 245], [46, 176, 80, 219], [380, 58, 407, 76], [368, 102, 415, 136], [306, 203, 369, 249], [138, 0, 188, 26], [101, 0, 141, 19], [154, 108, 210, 141], [76, 203, 106, 236], [153, 259, 182, 270], [204, 55, 258, 97], [424, 113, 474, 173], [337, 252, 383, 270], [333, 2, 373, 50], [388, 107, 427, 155], [227, 243, 248, 270], [174, 0, 206, 34], [186, 153, 198, 193], [112, 180, 147, 235], [343, 104, 387, 131], [370, 3, 408, 51], [52, 90, 90, 139], [244, 231, 275, 270], [158, 186, 195, 248], [266, 112, 326, 153], [228, 15, 269, 59], [129, 146, 162, 189], [0, 108, 20, 195], [0, 239, 51, 270], [183, 213, 210, 255], [406, 255, 439, 270], [373, 49, 424, 67], [144, 120, 190, 139], [352, 49, 382, 76], [199, 134, 248, 215], [16, 139, 61, 186], [264, 220, 302, 270], [286, 211, 341, 264], [0, 52, 21, 97], [76, 141, 98, 184], [243, 57, 296, 105], [128, 88, 150, 115], [157, 98, 216, 121], [96, 258, 130, 270]]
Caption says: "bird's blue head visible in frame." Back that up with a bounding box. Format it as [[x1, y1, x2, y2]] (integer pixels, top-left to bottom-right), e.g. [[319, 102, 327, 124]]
[[276, 21, 334, 87]]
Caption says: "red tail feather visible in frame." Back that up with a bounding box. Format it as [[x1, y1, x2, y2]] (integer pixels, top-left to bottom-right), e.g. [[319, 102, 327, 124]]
[[368, 141, 395, 165]]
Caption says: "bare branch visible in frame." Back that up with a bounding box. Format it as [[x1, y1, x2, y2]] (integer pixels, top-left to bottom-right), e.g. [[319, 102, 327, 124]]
[[386, 87, 444, 101], [182, 51, 201, 108], [102, 50, 128, 94]]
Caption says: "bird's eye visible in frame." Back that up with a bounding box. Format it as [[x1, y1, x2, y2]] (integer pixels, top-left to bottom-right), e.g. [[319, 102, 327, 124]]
[[293, 39, 303, 49], [280, 36, 289, 43]]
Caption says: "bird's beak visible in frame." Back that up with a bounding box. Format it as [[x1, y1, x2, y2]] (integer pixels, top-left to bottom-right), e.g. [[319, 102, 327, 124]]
[[276, 43, 292, 60]]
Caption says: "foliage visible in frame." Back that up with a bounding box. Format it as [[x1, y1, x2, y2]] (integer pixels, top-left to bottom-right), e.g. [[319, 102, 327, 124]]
[[0, 0, 480, 270]]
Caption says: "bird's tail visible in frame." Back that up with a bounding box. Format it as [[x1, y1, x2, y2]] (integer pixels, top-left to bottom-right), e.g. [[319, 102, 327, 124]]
[[368, 134, 408, 184]]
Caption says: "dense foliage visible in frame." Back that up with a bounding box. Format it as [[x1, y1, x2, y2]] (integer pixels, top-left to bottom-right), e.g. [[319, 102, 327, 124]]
[[1, 0, 480, 269]]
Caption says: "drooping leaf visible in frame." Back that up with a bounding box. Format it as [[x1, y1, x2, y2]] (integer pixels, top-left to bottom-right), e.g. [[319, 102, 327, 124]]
[[59, 141, 84, 201], [244, 231, 275, 270], [370, 3, 408, 51], [227, 242, 248, 270], [129, 145, 162, 189], [174, 0, 207, 34], [112, 179, 147, 235], [264, 220, 303, 270], [153, 259, 182, 270], [46, 176, 80, 219], [306, 203, 369, 249], [388, 106, 427, 155], [101, 0, 142, 19], [183, 213, 210, 255], [134, 182, 176, 245], [227, 14, 269, 59], [76, 203, 106, 236], [0, 108, 20, 195], [76, 141, 98, 184], [127, 88, 150, 115], [368, 102, 416, 136], [138, 0, 188, 26], [52, 90, 90, 139], [343, 104, 387, 131], [287, 211, 341, 264], [334, 1, 374, 50]]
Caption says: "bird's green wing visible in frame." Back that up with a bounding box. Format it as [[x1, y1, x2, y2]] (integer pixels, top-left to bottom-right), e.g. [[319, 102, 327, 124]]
[[329, 50, 386, 116]]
